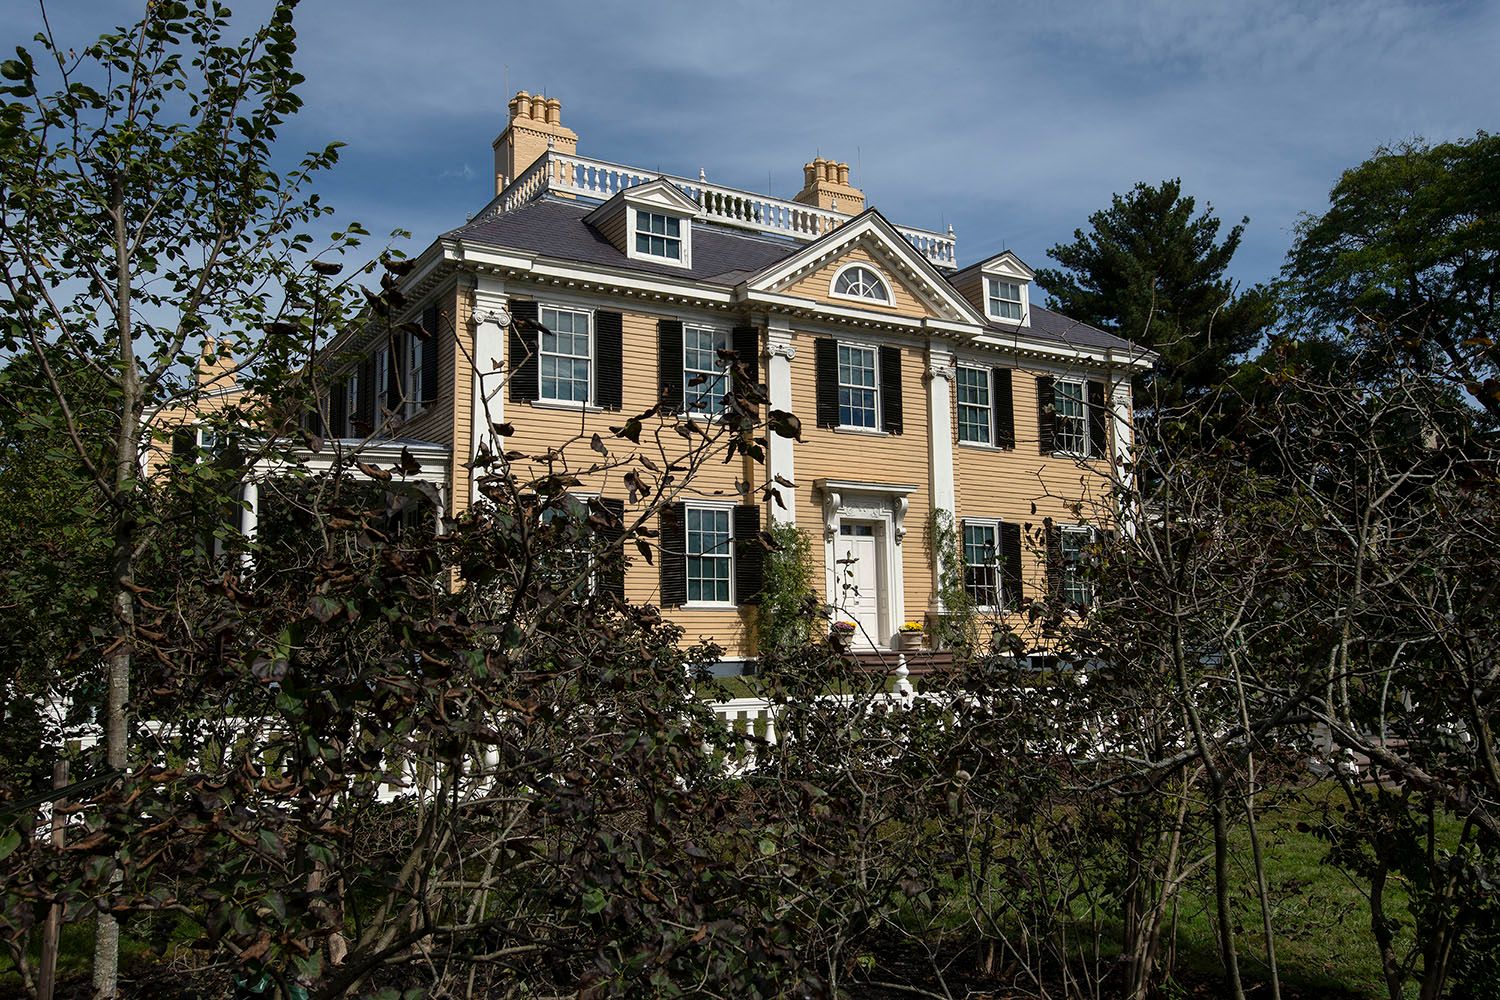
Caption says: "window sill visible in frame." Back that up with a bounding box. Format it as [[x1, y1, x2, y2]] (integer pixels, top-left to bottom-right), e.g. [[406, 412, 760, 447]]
[[680, 602, 738, 611], [831, 425, 888, 437], [530, 399, 604, 414], [956, 440, 1014, 452]]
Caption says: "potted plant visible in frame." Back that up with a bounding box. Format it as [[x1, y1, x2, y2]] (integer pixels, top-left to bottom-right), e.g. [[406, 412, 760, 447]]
[[897, 620, 925, 651], [829, 620, 857, 648]]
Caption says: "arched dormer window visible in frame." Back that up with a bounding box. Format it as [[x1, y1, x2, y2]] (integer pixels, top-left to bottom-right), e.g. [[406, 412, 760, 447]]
[[830, 263, 890, 304]]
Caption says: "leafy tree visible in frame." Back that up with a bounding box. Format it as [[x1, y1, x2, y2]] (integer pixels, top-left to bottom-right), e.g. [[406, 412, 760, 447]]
[[0, 2, 369, 992], [1282, 132, 1500, 421], [1037, 178, 1276, 415]]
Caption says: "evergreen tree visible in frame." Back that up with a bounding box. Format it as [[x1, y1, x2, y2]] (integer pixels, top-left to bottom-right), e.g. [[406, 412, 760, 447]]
[[1037, 179, 1275, 415]]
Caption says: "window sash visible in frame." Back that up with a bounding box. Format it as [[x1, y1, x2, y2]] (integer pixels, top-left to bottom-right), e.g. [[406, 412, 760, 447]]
[[988, 278, 1023, 321], [1060, 526, 1095, 606], [683, 326, 730, 415], [407, 332, 424, 414], [837, 344, 878, 429], [344, 374, 359, 436], [685, 506, 732, 604], [1054, 379, 1088, 454], [635, 212, 682, 260], [834, 265, 889, 302], [956, 366, 992, 444], [539, 307, 591, 403], [963, 523, 1000, 608]]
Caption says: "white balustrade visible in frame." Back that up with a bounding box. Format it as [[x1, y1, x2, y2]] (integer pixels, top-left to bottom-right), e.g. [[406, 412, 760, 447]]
[[487, 151, 958, 269]]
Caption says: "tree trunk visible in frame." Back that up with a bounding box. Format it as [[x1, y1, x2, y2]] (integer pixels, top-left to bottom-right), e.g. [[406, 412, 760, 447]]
[[93, 177, 140, 1000]]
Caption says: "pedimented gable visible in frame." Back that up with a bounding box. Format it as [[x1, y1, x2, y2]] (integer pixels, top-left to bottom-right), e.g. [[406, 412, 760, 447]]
[[743, 211, 985, 325]]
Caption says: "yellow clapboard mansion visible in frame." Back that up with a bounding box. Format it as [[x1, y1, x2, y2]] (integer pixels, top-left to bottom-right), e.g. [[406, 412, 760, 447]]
[[186, 92, 1154, 674]]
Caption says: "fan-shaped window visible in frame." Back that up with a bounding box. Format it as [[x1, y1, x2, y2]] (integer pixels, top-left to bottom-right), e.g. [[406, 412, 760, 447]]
[[831, 264, 890, 303]]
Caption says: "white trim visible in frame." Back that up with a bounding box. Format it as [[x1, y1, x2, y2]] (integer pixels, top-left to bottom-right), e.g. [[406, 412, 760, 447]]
[[766, 318, 797, 526], [1051, 377, 1091, 458], [984, 275, 1029, 327], [925, 343, 956, 610], [683, 500, 737, 608], [471, 274, 509, 505], [629, 205, 692, 268], [959, 518, 1005, 613], [815, 479, 917, 650], [954, 363, 994, 446], [834, 340, 881, 432]]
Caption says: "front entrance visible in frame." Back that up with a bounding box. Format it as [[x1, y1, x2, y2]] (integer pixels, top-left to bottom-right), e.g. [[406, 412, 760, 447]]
[[835, 522, 884, 648]]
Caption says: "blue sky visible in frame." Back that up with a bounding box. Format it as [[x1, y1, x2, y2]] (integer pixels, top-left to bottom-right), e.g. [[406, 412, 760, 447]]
[[11, 0, 1499, 295]]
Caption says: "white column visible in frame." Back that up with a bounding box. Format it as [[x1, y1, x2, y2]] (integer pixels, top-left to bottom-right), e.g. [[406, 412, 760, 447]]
[[239, 478, 259, 567], [765, 317, 797, 525], [470, 275, 509, 506], [925, 342, 956, 610], [1110, 372, 1134, 483]]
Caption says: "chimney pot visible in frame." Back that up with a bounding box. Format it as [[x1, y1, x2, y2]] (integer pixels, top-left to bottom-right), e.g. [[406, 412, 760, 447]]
[[821, 160, 837, 183], [545, 97, 561, 125], [837, 162, 850, 185], [803, 162, 817, 187], [512, 90, 531, 119], [530, 94, 547, 121]]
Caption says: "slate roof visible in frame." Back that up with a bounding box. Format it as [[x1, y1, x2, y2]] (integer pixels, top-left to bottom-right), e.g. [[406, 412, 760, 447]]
[[447, 197, 795, 284], [447, 196, 1144, 357]]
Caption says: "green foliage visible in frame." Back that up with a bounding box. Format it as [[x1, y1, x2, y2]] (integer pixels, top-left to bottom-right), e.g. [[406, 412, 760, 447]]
[[757, 522, 816, 659], [1037, 178, 1276, 414], [1282, 132, 1500, 421], [927, 508, 976, 651]]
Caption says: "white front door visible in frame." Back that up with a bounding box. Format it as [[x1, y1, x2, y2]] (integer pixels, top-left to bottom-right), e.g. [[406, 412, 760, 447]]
[[836, 522, 884, 647]]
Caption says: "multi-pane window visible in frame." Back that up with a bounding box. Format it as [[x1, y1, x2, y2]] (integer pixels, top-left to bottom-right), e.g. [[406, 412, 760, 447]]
[[375, 348, 390, 426], [833, 265, 889, 302], [684, 326, 731, 415], [635, 212, 682, 260], [957, 366, 992, 444], [1054, 379, 1088, 455], [1059, 526, 1096, 607], [987, 278, 1024, 321], [406, 331, 424, 415], [685, 506, 732, 604], [344, 373, 360, 436], [837, 344, 878, 429], [540, 496, 595, 599], [539, 306, 591, 403], [963, 523, 1001, 608]]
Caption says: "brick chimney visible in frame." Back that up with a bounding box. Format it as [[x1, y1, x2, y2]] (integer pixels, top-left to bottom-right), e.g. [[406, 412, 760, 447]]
[[195, 337, 236, 390], [792, 157, 865, 213], [492, 90, 578, 194]]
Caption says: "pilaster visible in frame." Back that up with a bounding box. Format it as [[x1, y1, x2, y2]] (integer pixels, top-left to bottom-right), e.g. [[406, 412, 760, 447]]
[[765, 317, 797, 525], [470, 275, 509, 506], [925, 342, 956, 610]]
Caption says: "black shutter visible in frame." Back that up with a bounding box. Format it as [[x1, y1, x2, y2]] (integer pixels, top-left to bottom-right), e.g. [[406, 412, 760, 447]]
[[306, 404, 324, 437], [358, 357, 375, 432], [814, 337, 839, 429], [594, 310, 624, 410], [1088, 379, 1108, 459], [659, 502, 686, 608], [992, 367, 1015, 449], [385, 334, 403, 413], [734, 504, 764, 605], [658, 319, 684, 412], [171, 428, 195, 464], [330, 381, 347, 438], [1036, 375, 1056, 455], [732, 326, 759, 388], [597, 497, 627, 601], [1000, 521, 1023, 609], [421, 304, 440, 405], [1043, 519, 1063, 602], [879, 345, 903, 434], [508, 299, 539, 402]]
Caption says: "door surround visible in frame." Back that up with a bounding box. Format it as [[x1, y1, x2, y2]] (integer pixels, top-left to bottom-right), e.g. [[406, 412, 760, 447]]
[[815, 478, 917, 650]]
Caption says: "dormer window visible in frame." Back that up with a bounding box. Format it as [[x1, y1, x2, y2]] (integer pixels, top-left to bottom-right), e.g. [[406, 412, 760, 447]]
[[987, 277, 1025, 322], [635, 211, 682, 261], [830, 263, 890, 304]]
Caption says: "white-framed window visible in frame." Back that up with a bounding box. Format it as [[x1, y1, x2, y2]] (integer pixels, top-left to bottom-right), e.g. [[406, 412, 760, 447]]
[[635, 211, 683, 261], [1054, 379, 1088, 455], [683, 325, 731, 416], [406, 332, 424, 416], [837, 343, 879, 429], [540, 493, 598, 599], [831, 263, 890, 304], [344, 371, 360, 436], [1059, 525, 1096, 607], [685, 505, 733, 605], [957, 366, 992, 445], [987, 277, 1024, 322], [375, 348, 391, 426], [963, 522, 1001, 609], [539, 305, 592, 403]]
